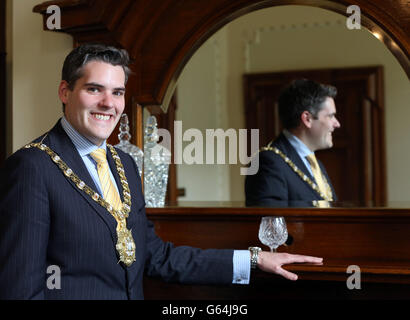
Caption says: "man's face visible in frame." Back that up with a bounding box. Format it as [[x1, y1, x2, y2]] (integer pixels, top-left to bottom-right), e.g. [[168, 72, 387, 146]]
[[59, 61, 126, 146], [308, 97, 341, 151]]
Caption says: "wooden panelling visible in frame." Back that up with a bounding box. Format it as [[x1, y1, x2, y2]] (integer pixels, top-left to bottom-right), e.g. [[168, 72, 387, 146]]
[[144, 206, 410, 299]]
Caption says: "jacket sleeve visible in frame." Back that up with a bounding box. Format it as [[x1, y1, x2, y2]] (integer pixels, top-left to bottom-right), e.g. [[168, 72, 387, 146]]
[[144, 222, 234, 285], [125, 153, 234, 285], [0, 149, 50, 299]]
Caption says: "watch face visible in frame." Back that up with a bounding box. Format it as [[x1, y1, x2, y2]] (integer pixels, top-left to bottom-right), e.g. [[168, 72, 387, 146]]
[[249, 247, 260, 269]]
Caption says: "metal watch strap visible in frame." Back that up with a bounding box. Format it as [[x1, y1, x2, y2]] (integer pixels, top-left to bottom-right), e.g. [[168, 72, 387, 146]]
[[248, 247, 262, 269]]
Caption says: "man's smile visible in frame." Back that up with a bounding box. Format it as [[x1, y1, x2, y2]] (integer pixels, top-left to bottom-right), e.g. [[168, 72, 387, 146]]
[[91, 112, 114, 121]]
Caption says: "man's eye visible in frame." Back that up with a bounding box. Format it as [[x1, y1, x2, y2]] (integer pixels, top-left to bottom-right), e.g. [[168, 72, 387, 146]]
[[87, 87, 99, 93], [113, 91, 125, 96]]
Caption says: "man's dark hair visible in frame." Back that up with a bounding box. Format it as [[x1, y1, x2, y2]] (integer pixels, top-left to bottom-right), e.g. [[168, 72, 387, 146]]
[[61, 43, 131, 111], [278, 79, 337, 130]]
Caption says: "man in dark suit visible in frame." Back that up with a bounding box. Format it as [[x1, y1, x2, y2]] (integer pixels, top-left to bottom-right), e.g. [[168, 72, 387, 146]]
[[0, 44, 322, 299], [245, 79, 340, 207]]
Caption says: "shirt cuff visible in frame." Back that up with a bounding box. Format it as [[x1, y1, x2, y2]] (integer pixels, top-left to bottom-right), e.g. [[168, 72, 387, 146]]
[[232, 250, 251, 285]]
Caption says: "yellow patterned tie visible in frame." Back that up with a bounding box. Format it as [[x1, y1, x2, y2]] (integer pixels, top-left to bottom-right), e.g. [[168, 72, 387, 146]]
[[90, 149, 123, 215], [306, 154, 331, 204]]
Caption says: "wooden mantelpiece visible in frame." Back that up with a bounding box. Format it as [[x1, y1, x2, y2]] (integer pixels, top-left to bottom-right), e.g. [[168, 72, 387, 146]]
[[144, 206, 410, 299]]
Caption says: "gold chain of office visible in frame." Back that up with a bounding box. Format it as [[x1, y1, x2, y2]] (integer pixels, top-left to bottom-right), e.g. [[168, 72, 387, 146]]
[[261, 142, 333, 202], [23, 141, 136, 267]]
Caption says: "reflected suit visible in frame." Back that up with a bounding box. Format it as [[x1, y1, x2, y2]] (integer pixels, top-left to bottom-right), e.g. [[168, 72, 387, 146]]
[[245, 133, 337, 207]]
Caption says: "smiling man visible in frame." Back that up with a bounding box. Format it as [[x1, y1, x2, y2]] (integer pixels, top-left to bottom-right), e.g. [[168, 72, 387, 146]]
[[60, 61, 126, 145], [0, 44, 323, 299], [245, 79, 341, 207]]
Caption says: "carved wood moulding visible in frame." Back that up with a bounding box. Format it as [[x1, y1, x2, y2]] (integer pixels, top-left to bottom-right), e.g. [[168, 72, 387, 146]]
[[33, 0, 409, 112]]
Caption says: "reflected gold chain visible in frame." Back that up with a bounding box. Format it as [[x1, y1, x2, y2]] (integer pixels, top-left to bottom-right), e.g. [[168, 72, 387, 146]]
[[261, 141, 333, 202]]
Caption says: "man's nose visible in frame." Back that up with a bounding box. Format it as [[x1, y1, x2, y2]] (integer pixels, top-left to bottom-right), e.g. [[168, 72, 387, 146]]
[[100, 92, 115, 108], [334, 117, 341, 128]]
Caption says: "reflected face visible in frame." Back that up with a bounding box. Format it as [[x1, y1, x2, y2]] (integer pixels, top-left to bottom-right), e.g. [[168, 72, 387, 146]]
[[59, 61, 126, 146], [308, 97, 341, 151]]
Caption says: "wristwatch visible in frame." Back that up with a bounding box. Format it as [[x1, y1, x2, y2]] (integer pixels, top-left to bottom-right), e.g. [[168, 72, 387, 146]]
[[248, 246, 262, 269]]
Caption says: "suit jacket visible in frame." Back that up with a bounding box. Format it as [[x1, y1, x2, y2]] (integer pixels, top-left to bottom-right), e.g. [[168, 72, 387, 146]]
[[0, 120, 233, 300], [245, 133, 337, 207]]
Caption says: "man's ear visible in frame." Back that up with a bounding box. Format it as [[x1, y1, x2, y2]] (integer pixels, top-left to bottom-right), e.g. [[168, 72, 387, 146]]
[[300, 110, 313, 129], [58, 80, 70, 104]]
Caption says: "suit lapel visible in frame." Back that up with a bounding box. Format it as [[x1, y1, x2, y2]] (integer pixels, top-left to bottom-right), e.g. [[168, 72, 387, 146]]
[[45, 121, 118, 241], [274, 133, 313, 180], [273, 133, 319, 198]]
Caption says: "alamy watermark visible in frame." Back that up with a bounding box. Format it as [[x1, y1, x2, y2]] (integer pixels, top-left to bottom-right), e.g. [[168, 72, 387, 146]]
[[46, 265, 61, 290], [154, 121, 260, 175], [346, 5, 361, 30], [45, 5, 362, 34], [46, 5, 61, 30], [346, 265, 361, 290]]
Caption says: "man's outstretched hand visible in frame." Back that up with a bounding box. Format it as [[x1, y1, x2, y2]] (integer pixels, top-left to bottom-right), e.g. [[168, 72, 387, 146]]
[[257, 252, 323, 281]]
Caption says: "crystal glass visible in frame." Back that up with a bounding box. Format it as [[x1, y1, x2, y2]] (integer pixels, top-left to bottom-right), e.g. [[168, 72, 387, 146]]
[[114, 114, 144, 177], [258, 216, 288, 252], [143, 115, 171, 207]]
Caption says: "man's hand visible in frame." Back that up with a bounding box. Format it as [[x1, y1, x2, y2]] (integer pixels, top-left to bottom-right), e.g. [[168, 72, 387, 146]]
[[257, 252, 323, 281]]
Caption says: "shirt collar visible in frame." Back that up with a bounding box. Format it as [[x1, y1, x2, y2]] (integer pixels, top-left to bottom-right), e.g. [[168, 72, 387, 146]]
[[60, 116, 107, 157], [283, 129, 313, 159]]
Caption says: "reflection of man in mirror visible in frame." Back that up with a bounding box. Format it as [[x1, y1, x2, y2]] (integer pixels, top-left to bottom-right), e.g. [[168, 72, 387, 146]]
[[245, 79, 341, 207]]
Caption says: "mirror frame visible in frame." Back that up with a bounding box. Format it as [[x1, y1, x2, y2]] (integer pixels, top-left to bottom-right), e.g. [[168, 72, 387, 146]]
[[33, 0, 409, 200]]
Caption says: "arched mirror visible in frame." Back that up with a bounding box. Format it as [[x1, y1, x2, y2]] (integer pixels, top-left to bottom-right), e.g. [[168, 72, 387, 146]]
[[143, 5, 409, 207], [33, 0, 409, 208]]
